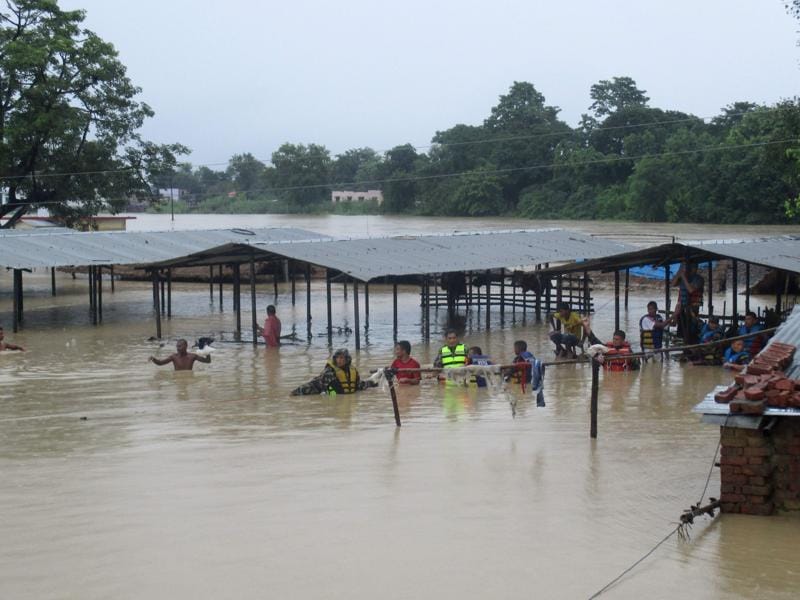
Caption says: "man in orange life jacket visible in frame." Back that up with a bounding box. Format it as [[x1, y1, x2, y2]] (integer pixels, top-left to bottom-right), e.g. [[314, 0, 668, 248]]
[[582, 318, 640, 372]]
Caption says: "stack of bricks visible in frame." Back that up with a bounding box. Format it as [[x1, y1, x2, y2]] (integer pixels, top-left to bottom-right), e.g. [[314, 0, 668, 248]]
[[713, 343, 797, 415]]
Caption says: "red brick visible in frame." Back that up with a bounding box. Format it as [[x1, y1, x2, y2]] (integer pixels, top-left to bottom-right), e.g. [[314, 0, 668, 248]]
[[747, 495, 769, 505], [720, 483, 739, 494], [780, 499, 800, 511], [748, 476, 767, 486], [742, 484, 772, 496], [721, 456, 748, 466], [745, 436, 768, 447], [741, 464, 773, 477], [721, 446, 743, 456], [721, 502, 740, 513], [730, 475, 749, 486], [722, 437, 747, 448], [743, 446, 771, 457], [748, 457, 766, 465], [787, 445, 800, 455], [749, 503, 774, 516], [721, 493, 746, 503]]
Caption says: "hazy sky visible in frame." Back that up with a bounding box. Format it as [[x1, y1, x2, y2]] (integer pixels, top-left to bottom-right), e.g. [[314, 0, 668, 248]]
[[60, 0, 800, 166]]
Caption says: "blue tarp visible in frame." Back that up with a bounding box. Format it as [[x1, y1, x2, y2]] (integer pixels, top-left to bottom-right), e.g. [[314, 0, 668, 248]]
[[629, 262, 716, 280]]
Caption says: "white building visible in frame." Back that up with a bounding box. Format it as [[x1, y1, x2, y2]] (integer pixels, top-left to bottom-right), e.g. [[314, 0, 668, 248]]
[[331, 189, 383, 205]]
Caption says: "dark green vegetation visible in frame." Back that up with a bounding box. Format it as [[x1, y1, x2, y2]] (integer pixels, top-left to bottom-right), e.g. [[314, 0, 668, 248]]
[[171, 80, 800, 224], [0, 1, 185, 227]]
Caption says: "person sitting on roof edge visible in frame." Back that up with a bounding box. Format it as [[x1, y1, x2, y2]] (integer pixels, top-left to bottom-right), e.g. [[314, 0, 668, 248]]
[[549, 302, 583, 359]]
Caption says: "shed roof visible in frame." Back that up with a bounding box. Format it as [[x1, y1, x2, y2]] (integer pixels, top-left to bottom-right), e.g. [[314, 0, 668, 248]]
[[0, 227, 329, 269], [144, 229, 635, 281], [536, 236, 800, 276]]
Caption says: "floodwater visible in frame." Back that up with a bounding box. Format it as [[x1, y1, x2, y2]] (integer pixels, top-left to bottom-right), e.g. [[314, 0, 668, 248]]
[[2, 215, 800, 599]]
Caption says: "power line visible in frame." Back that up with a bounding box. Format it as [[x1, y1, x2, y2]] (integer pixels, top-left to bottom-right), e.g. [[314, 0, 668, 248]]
[[0, 106, 789, 181]]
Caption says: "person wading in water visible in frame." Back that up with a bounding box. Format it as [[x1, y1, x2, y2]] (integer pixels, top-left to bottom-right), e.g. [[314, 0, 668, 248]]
[[150, 339, 211, 371]]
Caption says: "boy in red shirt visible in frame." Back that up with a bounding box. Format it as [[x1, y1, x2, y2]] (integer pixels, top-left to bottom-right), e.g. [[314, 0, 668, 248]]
[[390, 340, 421, 384]]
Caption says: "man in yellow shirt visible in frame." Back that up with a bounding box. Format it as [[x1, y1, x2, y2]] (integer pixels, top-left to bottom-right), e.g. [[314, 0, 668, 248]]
[[549, 302, 583, 358]]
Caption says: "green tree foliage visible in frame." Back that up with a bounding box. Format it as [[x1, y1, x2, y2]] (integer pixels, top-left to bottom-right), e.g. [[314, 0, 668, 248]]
[[270, 143, 331, 209], [589, 76, 650, 118], [226, 153, 265, 192], [0, 0, 186, 226]]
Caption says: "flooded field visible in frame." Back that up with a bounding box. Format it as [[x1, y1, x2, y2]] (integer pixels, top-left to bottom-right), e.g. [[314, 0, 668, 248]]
[[2, 216, 800, 599]]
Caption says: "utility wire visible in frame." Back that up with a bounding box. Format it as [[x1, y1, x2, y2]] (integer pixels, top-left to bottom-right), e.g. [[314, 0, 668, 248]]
[[2, 136, 797, 210]]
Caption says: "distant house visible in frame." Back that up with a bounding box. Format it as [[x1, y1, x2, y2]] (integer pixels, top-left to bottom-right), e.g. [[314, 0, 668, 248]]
[[331, 189, 383, 205]]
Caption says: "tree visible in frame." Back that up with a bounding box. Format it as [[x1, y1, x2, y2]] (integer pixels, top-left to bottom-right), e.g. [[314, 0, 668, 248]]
[[589, 76, 649, 118], [226, 153, 265, 192], [270, 143, 331, 209], [0, 1, 186, 227], [331, 147, 380, 188]]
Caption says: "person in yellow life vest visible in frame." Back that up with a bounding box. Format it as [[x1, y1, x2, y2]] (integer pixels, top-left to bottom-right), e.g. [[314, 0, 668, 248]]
[[290, 348, 377, 395], [434, 329, 468, 384], [549, 302, 584, 359]]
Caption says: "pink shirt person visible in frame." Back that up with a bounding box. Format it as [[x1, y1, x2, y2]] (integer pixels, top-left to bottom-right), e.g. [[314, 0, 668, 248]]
[[261, 305, 282, 347]]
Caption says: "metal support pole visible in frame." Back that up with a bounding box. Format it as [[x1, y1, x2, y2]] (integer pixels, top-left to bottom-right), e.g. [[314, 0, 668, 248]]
[[624, 268, 629, 310], [485, 269, 491, 330], [97, 266, 103, 323], [467, 271, 472, 308], [707, 261, 714, 316], [776, 271, 783, 314], [664, 263, 671, 316], [291, 262, 296, 306], [393, 283, 398, 342], [424, 278, 431, 341], [234, 264, 241, 337], [326, 269, 332, 345], [745, 262, 751, 314], [614, 269, 620, 333], [51, 267, 56, 296], [110, 265, 115, 293], [152, 270, 162, 339], [732, 260, 739, 329], [250, 254, 258, 346], [364, 283, 370, 330], [500, 268, 505, 320], [353, 280, 361, 351], [90, 266, 97, 325], [306, 263, 312, 341], [12, 269, 20, 333], [209, 266, 214, 303], [590, 358, 600, 439], [166, 269, 172, 319], [218, 264, 223, 310], [583, 270, 590, 314], [556, 273, 563, 305], [273, 269, 278, 300], [159, 270, 165, 315]]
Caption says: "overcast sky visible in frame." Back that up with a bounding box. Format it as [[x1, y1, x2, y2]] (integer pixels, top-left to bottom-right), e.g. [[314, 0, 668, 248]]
[[60, 0, 800, 166]]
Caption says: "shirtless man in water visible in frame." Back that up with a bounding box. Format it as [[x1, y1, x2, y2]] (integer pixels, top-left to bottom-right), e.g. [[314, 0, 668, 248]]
[[0, 326, 24, 351], [149, 339, 210, 371]]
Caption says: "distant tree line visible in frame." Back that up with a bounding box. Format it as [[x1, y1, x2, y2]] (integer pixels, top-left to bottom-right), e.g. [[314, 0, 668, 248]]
[[164, 78, 800, 224]]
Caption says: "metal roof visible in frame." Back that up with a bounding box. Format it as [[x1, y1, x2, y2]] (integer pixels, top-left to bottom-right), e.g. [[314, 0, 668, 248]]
[[0, 227, 329, 269], [536, 236, 800, 276], [145, 229, 635, 281]]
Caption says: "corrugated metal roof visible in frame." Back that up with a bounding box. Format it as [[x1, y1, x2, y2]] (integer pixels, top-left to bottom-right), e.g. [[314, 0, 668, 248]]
[[146, 229, 635, 281], [0, 227, 329, 269], [686, 236, 800, 274]]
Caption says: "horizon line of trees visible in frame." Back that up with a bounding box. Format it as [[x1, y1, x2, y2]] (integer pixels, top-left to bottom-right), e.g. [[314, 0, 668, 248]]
[[164, 78, 800, 224]]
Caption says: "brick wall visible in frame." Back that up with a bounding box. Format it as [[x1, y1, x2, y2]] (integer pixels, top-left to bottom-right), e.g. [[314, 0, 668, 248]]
[[719, 419, 800, 515]]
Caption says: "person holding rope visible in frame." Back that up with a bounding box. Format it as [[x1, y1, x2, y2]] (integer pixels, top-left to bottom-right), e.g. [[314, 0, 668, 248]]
[[549, 302, 583, 359], [434, 329, 468, 384], [671, 261, 704, 345], [290, 348, 377, 396], [582, 318, 640, 372], [256, 304, 282, 348], [390, 341, 421, 385]]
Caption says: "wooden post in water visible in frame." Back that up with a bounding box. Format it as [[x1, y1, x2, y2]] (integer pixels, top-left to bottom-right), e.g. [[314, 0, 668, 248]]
[[664, 263, 671, 316], [425, 277, 431, 341], [590, 358, 600, 439], [306, 263, 312, 341], [110, 265, 115, 293], [273, 269, 279, 300], [325, 269, 332, 346], [614, 270, 620, 333], [250, 254, 258, 346], [209, 266, 214, 304], [159, 270, 165, 315], [500, 268, 506, 322], [353, 279, 361, 351], [51, 267, 56, 296], [90, 266, 97, 325], [386, 369, 402, 427], [152, 270, 162, 339], [583, 270, 590, 315]]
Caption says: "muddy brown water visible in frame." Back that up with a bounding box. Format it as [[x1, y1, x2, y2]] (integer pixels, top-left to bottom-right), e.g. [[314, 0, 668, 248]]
[[2, 215, 799, 599]]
